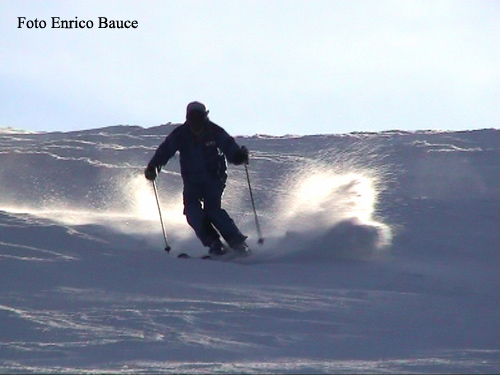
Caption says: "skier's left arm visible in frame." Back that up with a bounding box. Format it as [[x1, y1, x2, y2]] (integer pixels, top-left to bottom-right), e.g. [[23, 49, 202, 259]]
[[214, 125, 249, 165]]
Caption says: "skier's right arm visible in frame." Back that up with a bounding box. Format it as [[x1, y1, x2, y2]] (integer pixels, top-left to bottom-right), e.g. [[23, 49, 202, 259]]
[[144, 131, 179, 181]]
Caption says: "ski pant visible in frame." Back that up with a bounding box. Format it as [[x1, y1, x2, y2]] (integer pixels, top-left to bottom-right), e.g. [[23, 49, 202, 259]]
[[183, 177, 245, 247]]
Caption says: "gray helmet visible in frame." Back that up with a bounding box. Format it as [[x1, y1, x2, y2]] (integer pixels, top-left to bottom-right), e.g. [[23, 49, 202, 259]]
[[186, 101, 209, 134], [186, 101, 209, 122]]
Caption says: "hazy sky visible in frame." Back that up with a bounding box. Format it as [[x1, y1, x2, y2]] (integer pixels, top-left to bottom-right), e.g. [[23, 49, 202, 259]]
[[1, 0, 499, 135]]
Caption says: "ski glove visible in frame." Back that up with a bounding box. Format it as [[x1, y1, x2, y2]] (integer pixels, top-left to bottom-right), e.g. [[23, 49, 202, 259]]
[[144, 164, 159, 181], [233, 146, 249, 165]]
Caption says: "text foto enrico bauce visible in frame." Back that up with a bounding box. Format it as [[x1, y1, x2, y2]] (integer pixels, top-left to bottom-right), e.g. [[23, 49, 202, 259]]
[[18, 17, 138, 29]]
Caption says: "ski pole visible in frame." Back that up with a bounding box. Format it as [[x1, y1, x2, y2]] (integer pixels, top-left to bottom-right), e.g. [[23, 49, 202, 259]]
[[152, 179, 171, 253], [245, 163, 264, 245]]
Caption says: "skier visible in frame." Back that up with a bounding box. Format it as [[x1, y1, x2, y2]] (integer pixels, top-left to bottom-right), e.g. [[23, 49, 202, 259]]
[[144, 101, 249, 256]]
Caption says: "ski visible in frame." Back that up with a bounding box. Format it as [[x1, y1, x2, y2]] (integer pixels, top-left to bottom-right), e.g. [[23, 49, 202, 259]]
[[178, 248, 252, 261], [177, 253, 213, 260], [177, 253, 212, 259]]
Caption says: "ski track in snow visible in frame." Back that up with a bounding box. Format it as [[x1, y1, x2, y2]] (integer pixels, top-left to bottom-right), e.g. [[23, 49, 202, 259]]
[[0, 125, 498, 373]]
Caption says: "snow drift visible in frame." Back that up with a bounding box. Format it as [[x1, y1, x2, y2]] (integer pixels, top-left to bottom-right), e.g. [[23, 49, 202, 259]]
[[0, 126, 498, 373]]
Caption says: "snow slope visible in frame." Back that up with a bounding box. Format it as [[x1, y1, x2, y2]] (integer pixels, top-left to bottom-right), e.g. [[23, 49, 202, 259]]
[[0, 126, 498, 373]]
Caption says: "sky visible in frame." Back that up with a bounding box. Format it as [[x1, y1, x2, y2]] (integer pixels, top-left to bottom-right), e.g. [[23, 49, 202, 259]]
[[1, 0, 499, 136]]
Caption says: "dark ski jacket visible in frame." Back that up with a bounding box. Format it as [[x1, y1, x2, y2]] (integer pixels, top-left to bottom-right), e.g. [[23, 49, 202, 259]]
[[148, 121, 242, 184]]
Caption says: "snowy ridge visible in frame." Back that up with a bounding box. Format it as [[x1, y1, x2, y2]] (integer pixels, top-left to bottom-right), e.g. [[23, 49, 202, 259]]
[[0, 126, 498, 373]]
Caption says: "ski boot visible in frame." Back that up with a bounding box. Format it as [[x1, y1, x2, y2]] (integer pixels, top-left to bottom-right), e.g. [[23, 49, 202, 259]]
[[208, 240, 227, 257], [228, 235, 251, 256]]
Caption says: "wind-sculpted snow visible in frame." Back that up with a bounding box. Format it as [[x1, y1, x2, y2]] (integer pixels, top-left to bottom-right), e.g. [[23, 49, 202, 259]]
[[0, 124, 394, 259], [0, 126, 498, 373]]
